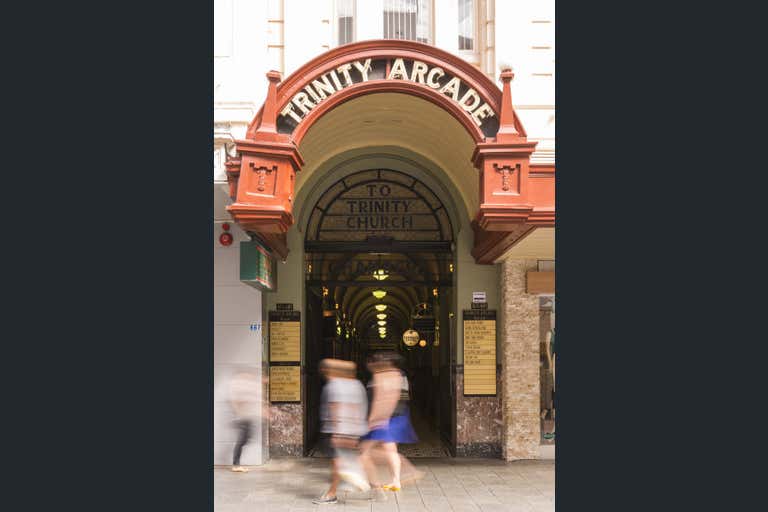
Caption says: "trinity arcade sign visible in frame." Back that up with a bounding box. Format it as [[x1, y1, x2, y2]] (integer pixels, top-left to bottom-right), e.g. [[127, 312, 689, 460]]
[[277, 58, 499, 136]]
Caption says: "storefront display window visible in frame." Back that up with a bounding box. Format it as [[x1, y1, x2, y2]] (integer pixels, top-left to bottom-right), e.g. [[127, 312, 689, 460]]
[[540, 296, 555, 444]]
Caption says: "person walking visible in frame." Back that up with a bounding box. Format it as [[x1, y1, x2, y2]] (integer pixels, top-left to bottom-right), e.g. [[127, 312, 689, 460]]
[[229, 371, 260, 472], [359, 352, 418, 493], [313, 359, 370, 505]]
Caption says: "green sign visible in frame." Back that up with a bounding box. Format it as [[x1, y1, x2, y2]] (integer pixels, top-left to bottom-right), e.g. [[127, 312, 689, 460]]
[[240, 239, 276, 291]]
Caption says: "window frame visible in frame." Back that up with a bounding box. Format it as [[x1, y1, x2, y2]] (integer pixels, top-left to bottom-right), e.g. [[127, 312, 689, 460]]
[[458, 0, 480, 57], [381, 0, 434, 45], [334, 0, 357, 47]]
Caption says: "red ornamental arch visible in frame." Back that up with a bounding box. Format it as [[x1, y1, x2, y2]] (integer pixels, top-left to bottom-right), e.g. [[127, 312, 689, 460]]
[[225, 40, 554, 263]]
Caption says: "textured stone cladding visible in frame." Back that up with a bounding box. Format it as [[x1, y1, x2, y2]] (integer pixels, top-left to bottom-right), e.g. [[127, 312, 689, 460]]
[[456, 366, 502, 457], [500, 258, 541, 460], [269, 403, 303, 456]]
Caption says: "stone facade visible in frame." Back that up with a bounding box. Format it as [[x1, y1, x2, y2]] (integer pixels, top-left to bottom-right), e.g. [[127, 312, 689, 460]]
[[269, 403, 303, 456], [500, 258, 541, 460], [455, 365, 503, 457]]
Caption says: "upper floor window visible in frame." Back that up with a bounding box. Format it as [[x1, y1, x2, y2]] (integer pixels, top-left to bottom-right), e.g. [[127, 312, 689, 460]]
[[458, 0, 475, 50], [335, 0, 355, 46], [383, 0, 432, 44]]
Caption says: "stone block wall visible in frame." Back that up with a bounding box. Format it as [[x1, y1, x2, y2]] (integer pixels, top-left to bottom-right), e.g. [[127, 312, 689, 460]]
[[455, 366, 503, 457], [269, 403, 303, 456], [500, 258, 541, 460]]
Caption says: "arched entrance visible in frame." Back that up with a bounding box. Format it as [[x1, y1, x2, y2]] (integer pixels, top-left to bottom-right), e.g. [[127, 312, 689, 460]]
[[224, 40, 555, 460], [224, 39, 553, 264], [303, 168, 456, 457]]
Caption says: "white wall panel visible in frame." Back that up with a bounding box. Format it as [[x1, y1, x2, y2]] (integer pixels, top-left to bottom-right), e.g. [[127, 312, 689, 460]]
[[214, 285, 263, 324], [214, 324, 263, 364], [214, 224, 265, 465]]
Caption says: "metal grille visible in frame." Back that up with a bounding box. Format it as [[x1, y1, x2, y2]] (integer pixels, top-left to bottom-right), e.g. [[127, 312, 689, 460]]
[[383, 0, 432, 44]]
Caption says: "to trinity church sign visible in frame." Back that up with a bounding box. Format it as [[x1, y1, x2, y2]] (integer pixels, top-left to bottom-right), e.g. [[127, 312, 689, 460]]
[[305, 169, 453, 243], [277, 58, 499, 137]]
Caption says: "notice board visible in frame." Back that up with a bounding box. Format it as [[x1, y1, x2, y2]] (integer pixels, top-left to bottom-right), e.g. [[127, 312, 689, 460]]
[[268, 310, 301, 403], [269, 310, 301, 362], [269, 365, 301, 403], [463, 309, 497, 396]]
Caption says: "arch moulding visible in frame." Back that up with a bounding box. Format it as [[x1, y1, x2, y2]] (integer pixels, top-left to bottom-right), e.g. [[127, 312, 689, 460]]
[[224, 40, 554, 263]]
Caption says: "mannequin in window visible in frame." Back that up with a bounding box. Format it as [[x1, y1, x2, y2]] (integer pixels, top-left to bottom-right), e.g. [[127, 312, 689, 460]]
[[542, 328, 555, 435]]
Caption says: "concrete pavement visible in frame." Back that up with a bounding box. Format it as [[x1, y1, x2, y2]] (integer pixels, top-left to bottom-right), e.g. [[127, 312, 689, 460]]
[[214, 457, 554, 512]]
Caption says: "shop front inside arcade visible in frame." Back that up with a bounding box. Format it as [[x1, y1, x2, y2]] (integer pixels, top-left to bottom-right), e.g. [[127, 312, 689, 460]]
[[219, 40, 555, 462]]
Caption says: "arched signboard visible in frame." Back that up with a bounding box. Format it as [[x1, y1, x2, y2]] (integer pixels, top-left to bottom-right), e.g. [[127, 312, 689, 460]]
[[306, 169, 453, 243]]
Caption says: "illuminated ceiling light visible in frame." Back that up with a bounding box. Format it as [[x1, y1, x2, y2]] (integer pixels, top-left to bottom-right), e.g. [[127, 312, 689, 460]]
[[322, 286, 328, 297], [377, 320, 387, 326], [432, 288, 438, 297], [449, 263, 454, 273], [372, 289, 387, 299], [419, 339, 427, 347], [372, 268, 389, 281], [375, 304, 387, 312], [376, 313, 387, 320], [379, 333, 387, 338]]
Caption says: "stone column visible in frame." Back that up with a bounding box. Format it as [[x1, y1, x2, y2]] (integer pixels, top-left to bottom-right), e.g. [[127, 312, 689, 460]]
[[500, 258, 540, 460]]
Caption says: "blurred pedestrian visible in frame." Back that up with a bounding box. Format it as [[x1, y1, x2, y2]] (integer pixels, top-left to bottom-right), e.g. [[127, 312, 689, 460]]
[[313, 359, 370, 505], [229, 371, 261, 472], [359, 351, 418, 493]]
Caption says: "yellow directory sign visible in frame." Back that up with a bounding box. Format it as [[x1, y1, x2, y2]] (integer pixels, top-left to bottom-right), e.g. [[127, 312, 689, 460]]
[[463, 310, 497, 395], [270, 365, 301, 403], [269, 310, 300, 362]]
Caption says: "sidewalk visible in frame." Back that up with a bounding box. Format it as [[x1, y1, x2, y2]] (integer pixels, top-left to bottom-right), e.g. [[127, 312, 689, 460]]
[[215, 457, 554, 512]]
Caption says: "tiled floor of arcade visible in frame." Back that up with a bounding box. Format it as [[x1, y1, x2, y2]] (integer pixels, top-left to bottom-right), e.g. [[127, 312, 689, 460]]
[[214, 457, 555, 512]]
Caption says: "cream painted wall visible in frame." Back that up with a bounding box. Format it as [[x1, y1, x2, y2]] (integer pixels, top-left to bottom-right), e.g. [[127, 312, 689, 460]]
[[214, 221, 266, 465]]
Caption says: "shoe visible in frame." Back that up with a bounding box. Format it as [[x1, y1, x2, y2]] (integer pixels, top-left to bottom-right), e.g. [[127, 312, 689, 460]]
[[339, 471, 371, 492], [312, 494, 338, 505], [382, 484, 401, 492], [231, 465, 249, 473]]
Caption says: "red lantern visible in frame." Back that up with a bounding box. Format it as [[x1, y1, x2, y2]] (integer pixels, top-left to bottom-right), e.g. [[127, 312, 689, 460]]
[[219, 232, 233, 246], [222, 222, 231, 232]]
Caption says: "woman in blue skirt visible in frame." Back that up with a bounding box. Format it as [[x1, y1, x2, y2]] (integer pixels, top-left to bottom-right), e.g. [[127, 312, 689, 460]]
[[359, 351, 418, 493]]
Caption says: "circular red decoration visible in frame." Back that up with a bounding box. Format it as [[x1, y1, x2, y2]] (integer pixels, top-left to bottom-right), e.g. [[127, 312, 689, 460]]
[[221, 222, 231, 231], [219, 232, 233, 246]]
